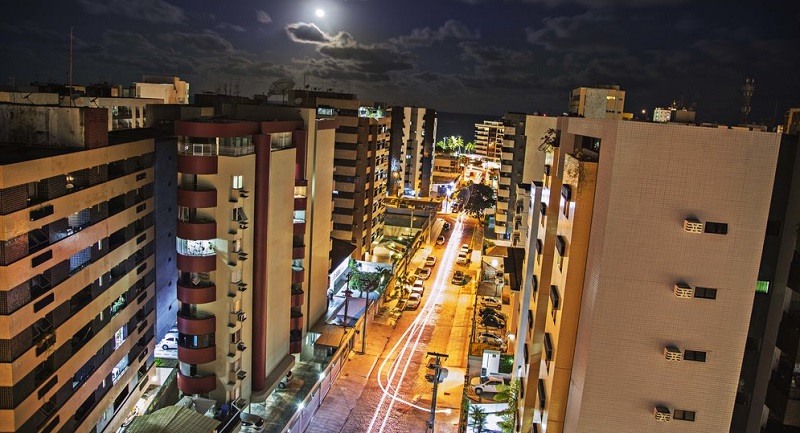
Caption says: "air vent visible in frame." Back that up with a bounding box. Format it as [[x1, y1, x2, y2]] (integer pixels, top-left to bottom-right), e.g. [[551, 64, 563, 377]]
[[683, 218, 704, 233], [674, 283, 694, 299], [664, 346, 683, 361], [654, 406, 672, 422]]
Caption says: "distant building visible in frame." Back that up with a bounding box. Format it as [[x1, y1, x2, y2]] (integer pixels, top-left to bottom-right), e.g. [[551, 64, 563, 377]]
[[653, 107, 672, 123], [389, 106, 437, 197], [653, 105, 697, 124], [786, 107, 800, 135], [135, 76, 190, 105], [474, 120, 503, 161], [568, 85, 625, 119]]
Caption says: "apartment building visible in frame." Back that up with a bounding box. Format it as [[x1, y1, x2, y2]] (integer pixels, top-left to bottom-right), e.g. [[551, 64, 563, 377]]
[[0, 105, 156, 433], [731, 132, 800, 433], [474, 120, 503, 161], [568, 85, 625, 119], [496, 113, 556, 241], [389, 106, 437, 197], [173, 110, 337, 409], [134, 76, 190, 105], [292, 90, 389, 259], [528, 118, 779, 433]]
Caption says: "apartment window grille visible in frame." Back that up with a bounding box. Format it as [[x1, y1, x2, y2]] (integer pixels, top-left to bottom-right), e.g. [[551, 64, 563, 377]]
[[684, 350, 706, 362], [704, 221, 728, 235], [673, 410, 696, 421], [694, 287, 717, 299]]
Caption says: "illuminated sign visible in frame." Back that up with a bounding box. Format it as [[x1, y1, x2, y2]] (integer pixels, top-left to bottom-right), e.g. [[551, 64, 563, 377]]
[[358, 106, 385, 119], [317, 106, 337, 117]]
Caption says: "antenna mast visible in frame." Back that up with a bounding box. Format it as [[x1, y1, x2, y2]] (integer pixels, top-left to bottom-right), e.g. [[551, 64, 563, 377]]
[[742, 77, 754, 123]]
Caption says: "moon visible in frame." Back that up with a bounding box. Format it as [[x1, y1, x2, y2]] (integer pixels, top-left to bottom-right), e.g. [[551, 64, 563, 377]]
[[315, 8, 325, 18]]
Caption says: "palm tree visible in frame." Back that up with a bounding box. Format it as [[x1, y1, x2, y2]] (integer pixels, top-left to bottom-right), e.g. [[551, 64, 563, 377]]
[[468, 404, 488, 433], [493, 380, 519, 433], [464, 140, 476, 154]]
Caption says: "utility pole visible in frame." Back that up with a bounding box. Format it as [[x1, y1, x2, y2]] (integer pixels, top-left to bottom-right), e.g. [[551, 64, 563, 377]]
[[426, 351, 449, 431]]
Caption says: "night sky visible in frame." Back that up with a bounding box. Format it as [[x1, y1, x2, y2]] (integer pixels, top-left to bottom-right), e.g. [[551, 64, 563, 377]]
[[1, 0, 799, 124]]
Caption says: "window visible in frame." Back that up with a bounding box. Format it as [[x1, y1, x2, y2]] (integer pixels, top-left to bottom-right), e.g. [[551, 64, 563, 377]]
[[704, 221, 728, 235], [684, 350, 706, 362], [178, 206, 190, 222], [538, 379, 546, 409], [756, 281, 769, 294], [550, 285, 560, 323], [535, 239, 542, 256], [555, 236, 567, 271], [694, 287, 717, 299], [232, 207, 247, 222], [543, 333, 553, 361], [532, 275, 538, 294], [231, 175, 243, 189], [673, 410, 696, 421]]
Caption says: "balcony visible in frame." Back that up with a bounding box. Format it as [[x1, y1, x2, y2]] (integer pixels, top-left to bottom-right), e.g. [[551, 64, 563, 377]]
[[177, 186, 217, 208], [178, 345, 217, 364], [177, 154, 218, 175], [177, 282, 217, 304], [290, 311, 304, 331], [293, 221, 306, 235], [177, 219, 217, 240], [294, 197, 307, 211], [177, 372, 217, 395], [291, 288, 304, 307], [292, 267, 305, 284], [177, 312, 216, 335], [177, 253, 217, 273], [292, 245, 305, 260], [289, 340, 302, 354]]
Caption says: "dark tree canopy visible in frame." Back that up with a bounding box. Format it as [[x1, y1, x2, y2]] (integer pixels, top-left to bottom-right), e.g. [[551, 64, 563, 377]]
[[462, 183, 496, 217]]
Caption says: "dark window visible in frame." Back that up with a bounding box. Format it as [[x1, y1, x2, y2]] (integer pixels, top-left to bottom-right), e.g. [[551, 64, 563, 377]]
[[684, 350, 706, 362], [540, 202, 547, 217], [561, 185, 572, 201], [535, 239, 542, 255], [704, 222, 728, 235], [694, 287, 717, 299], [32, 250, 53, 267], [30, 205, 54, 221], [538, 379, 546, 409], [550, 285, 560, 310], [532, 275, 538, 293], [543, 164, 551, 176], [673, 410, 696, 421], [544, 333, 553, 361], [555, 236, 566, 256]]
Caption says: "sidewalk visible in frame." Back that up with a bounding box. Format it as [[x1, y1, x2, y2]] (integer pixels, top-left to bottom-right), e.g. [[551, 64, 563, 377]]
[[305, 323, 395, 433]]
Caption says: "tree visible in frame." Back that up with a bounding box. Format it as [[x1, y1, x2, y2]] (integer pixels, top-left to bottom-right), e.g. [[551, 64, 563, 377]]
[[462, 183, 496, 218], [539, 128, 559, 153], [493, 379, 520, 433], [468, 404, 488, 433], [464, 140, 476, 154], [347, 259, 391, 299]]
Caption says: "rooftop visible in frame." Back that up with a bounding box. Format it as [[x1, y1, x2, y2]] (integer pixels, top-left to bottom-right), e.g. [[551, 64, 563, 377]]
[[124, 406, 220, 433], [0, 143, 78, 165]]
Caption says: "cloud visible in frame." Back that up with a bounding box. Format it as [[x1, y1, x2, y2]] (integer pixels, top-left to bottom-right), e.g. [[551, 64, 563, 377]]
[[390, 20, 480, 47], [285, 22, 345, 44], [525, 12, 626, 53], [456, 0, 690, 6], [217, 22, 246, 32], [77, 0, 186, 24], [255, 10, 272, 24], [159, 30, 234, 53]]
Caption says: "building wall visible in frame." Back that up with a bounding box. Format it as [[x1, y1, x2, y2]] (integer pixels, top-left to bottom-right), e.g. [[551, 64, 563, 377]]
[[154, 135, 178, 342], [0, 105, 108, 148], [568, 87, 625, 120], [559, 119, 779, 432]]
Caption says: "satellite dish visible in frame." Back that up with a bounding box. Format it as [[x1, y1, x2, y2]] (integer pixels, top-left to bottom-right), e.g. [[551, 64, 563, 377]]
[[267, 79, 295, 103]]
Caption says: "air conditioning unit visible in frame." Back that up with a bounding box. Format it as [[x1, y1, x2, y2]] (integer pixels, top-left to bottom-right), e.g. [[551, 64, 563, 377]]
[[237, 342, 247, 351], [674, 283, 694, 299], [236, 370, 247, 380], [237, 312, 247, 322], [653, 406, 672, 422], [664, 346, 683, 361], [683, 218, 704, 233]]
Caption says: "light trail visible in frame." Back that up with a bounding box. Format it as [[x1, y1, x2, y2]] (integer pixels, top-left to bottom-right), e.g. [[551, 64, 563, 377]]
[[366, 216, 469, 432]]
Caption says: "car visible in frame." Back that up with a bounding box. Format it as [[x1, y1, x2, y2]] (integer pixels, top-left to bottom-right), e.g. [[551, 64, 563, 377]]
[[456, 252, 469, 265], [477, 332, 507, 350], [240, 412, 265, 432], [451, 270, 465, 285], [481, 315, 506, 329], [443, 222, 451, 231], [159, 333, 178, 350], [479, 297, 502, 310], [460, 244, 471, 253], [452, 204, 461, 213], [277, 371, 293, 389], [436, 235, 446, 245], [417, 267, 432, 280], [479, 307, 507, 320], [411, 279, 425, 295], [405, 293, 422, 310], [470, 376, 507, 395], [425, 256, 437, 267]]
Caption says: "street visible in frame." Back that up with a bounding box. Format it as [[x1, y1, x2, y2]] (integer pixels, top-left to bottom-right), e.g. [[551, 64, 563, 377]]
[[308, 213, 481, 433]]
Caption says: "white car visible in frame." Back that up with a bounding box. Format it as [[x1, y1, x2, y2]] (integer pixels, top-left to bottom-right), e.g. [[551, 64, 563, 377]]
[[479, 297, 502, 310], [471, 376, 507, 395], [425, 256, 437, 267], [477, 332, 507, 350], [460, 244, 470, 253], [456, 252, 469, 265], [406, 293, 422, 310], [159, 333, 178, 350], [417, 267, 432, 280], [436, 236, 445, 245], [411, 279, 425, 295]]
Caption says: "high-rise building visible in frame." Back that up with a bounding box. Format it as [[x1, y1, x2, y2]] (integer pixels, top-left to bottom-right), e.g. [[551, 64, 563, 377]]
[[527, 117, 779, 433], [474, 120, 503, 161], [388, 106, 437, 197], [173, 110, 337, 408], [495, 113, 556, 242], [0, 105, 157, 433], [568, 85, 625, 119], [731, 132, 800, 433], [292, 90, 390, 259]]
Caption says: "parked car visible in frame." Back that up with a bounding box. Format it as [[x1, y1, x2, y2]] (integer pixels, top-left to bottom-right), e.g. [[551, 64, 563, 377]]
[[452, 270, 465, 285], [452, 204, 460, 213], [412, 279, 425, 295], [479, 307, 507, 320], [471, 376, 507, 395], [443, 222, 451, 231], [460, 244, 471, 253], [406, 293, 422, 310], [481, 315, 506, 329], [240, 412, 265, 432], [425, 256, 437, 267], [159, 333, 178, 350], [417, 267, 432, 280], [277, 371, 293, 389], [436, 235, 446, 245], [479, 297, 502, 310], [456, 252, 469, 265], [477, 332, 507, 350]]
